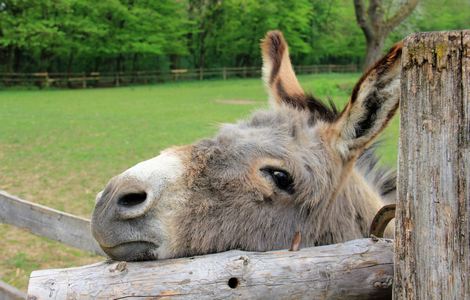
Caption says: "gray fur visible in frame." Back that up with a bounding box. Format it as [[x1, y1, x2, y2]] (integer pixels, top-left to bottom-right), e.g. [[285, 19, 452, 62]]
[[91, 31, 401, 261], [92, 105, 396, 261], [170, 107, 395, 257]]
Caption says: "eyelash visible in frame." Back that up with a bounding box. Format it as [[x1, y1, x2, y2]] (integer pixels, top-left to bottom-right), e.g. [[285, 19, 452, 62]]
[[260, 167, 295, 194]]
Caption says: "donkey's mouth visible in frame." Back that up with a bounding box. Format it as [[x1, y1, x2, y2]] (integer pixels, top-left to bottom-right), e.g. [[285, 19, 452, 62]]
[[101, 241, 159, 261]]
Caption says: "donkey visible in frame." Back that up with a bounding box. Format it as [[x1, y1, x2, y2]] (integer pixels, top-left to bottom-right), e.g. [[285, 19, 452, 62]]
[[91, 31, 402, 261]]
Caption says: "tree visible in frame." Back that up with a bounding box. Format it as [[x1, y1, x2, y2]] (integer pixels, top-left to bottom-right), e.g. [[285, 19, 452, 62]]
[[1, 0, 466, 74], [187, 0, 313, 68], [0, 0, 67, 72], [305, 0, 365, 65], [353, 0, 418, 68]]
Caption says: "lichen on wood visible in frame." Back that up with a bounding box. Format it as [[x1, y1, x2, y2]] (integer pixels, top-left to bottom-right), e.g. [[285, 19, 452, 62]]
[[394, 30, 469, 300]]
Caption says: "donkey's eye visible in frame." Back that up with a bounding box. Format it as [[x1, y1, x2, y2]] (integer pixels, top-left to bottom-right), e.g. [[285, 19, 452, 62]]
[[261, 168, 294, 194]]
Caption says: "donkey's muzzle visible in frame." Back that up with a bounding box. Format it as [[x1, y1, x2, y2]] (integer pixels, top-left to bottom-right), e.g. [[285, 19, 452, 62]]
[[117, 192, 147, 208], [101, 241, 159, 261], [90, 150, 186, 261], [95, 178, 155, 221]]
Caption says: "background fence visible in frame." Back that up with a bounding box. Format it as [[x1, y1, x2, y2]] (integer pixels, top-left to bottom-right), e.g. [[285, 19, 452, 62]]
[[0, 64, 359, 89]]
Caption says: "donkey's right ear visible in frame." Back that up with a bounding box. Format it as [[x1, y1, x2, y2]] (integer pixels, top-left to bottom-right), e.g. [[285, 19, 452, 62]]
[[329, 42, 403, 161], [261, 31, 306, 109]]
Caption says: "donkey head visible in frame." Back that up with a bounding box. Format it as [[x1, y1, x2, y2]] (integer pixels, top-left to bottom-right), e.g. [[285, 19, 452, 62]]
[[92, 31, 402, 261]]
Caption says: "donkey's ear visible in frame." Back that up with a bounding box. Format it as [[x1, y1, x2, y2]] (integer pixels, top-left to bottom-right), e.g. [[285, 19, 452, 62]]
[[330, 42, 403, 160], [261, 31, 306, 108]]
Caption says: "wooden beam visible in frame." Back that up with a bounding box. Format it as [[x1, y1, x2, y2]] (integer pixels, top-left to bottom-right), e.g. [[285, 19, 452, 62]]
[[0, 280, 26, 300], [394, 30, 469, 299], [28, 238, 393, 299], [0, 190, 104, 256]]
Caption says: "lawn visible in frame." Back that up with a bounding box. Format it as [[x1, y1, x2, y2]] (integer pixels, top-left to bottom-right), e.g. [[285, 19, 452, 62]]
[[0, 73, 400, 290]]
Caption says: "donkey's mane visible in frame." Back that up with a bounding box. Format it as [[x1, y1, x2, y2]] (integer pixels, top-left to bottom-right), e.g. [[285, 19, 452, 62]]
[[356, 144, 396, 199], [274, 84, 338, 123], [305, 94, 338, 123]]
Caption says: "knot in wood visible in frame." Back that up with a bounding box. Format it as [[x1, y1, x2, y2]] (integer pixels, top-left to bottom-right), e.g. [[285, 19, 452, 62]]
[[373, 276, 393, 289], [239, 255, 250, 266], [109, 261, 127, 273]]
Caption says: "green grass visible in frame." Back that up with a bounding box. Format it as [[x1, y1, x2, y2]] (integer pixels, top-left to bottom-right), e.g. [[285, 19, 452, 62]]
[[0, 73, 399, 290]]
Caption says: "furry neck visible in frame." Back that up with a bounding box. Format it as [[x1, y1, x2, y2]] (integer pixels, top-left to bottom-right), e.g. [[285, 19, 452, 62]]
[[303, 168, 386, 246]]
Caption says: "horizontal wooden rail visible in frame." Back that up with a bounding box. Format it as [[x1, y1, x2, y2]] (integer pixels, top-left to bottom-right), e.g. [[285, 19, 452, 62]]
[[28, 238, 393, 299], [0, 190, 104, 256], [0, 280, 26, 300]]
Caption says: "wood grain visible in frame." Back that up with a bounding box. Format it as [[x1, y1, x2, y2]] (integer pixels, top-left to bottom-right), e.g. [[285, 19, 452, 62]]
[[0, 190, 104, 256], [28, 238, 393, 300], [394, 30, 469, 299], [0, 280, 26, 300]]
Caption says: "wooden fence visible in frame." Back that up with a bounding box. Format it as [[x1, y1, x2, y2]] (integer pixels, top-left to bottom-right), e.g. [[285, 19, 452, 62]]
[[0, 30, 468, 299], [0, 190, 104, 300], [0, 64, 358, 88], [0, 190, 394, 300]]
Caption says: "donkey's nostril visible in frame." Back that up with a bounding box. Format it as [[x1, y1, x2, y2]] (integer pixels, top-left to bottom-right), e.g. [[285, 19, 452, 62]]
[[117, 192, 147, 208]]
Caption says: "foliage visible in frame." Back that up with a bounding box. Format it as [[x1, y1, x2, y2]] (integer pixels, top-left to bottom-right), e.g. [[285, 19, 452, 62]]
[[0, 0, 189, 72], [0, 0, 468, 72], [388, 0, 470, 46], [187, 0, 313, 67]]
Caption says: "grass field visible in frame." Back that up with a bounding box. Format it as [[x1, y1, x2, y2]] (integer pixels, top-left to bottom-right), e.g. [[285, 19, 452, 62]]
[[0, 73, 400, 290]]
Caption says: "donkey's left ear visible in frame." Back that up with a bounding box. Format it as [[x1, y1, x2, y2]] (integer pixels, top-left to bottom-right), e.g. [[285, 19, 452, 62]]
[[330, 42, 403, 161], [261, 31, 306, 108]]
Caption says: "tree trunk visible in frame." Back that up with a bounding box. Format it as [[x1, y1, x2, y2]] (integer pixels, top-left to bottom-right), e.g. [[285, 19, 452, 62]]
[[198, 45, 205, 69], [116, 54, 123, 72], [364, 35, 385, 70], [170, 54, 179, 69], [39, 49, 52, 72], [115, 54, 123, 86], [6, 46, 15, 72], [13, 47, 21, 72], [394, 30, 469, 299], [94, 57, 101, 72], [66, 52, 74, 74], [132, 53, 138, 71], [66, 52, 75, 88], [353, 0, 418, 70]]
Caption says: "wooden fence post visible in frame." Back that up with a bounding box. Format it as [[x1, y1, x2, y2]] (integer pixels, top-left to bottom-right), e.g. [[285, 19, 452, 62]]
[[82, 72, 87, 88], [44, 72, 50, 88], [223, 67, 227, 80], [394, 30, 469, 299]]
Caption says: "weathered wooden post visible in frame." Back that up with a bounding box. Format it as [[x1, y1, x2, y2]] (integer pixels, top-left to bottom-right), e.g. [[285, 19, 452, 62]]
[[394, 30, 469, 299], [115, 72, 120, 87], [82, 72, 87, 88]]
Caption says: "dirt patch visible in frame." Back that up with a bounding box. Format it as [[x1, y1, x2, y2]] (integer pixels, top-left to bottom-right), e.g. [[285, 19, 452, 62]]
[[215, 99, 257, 105], [335, 83, 353, 92]]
